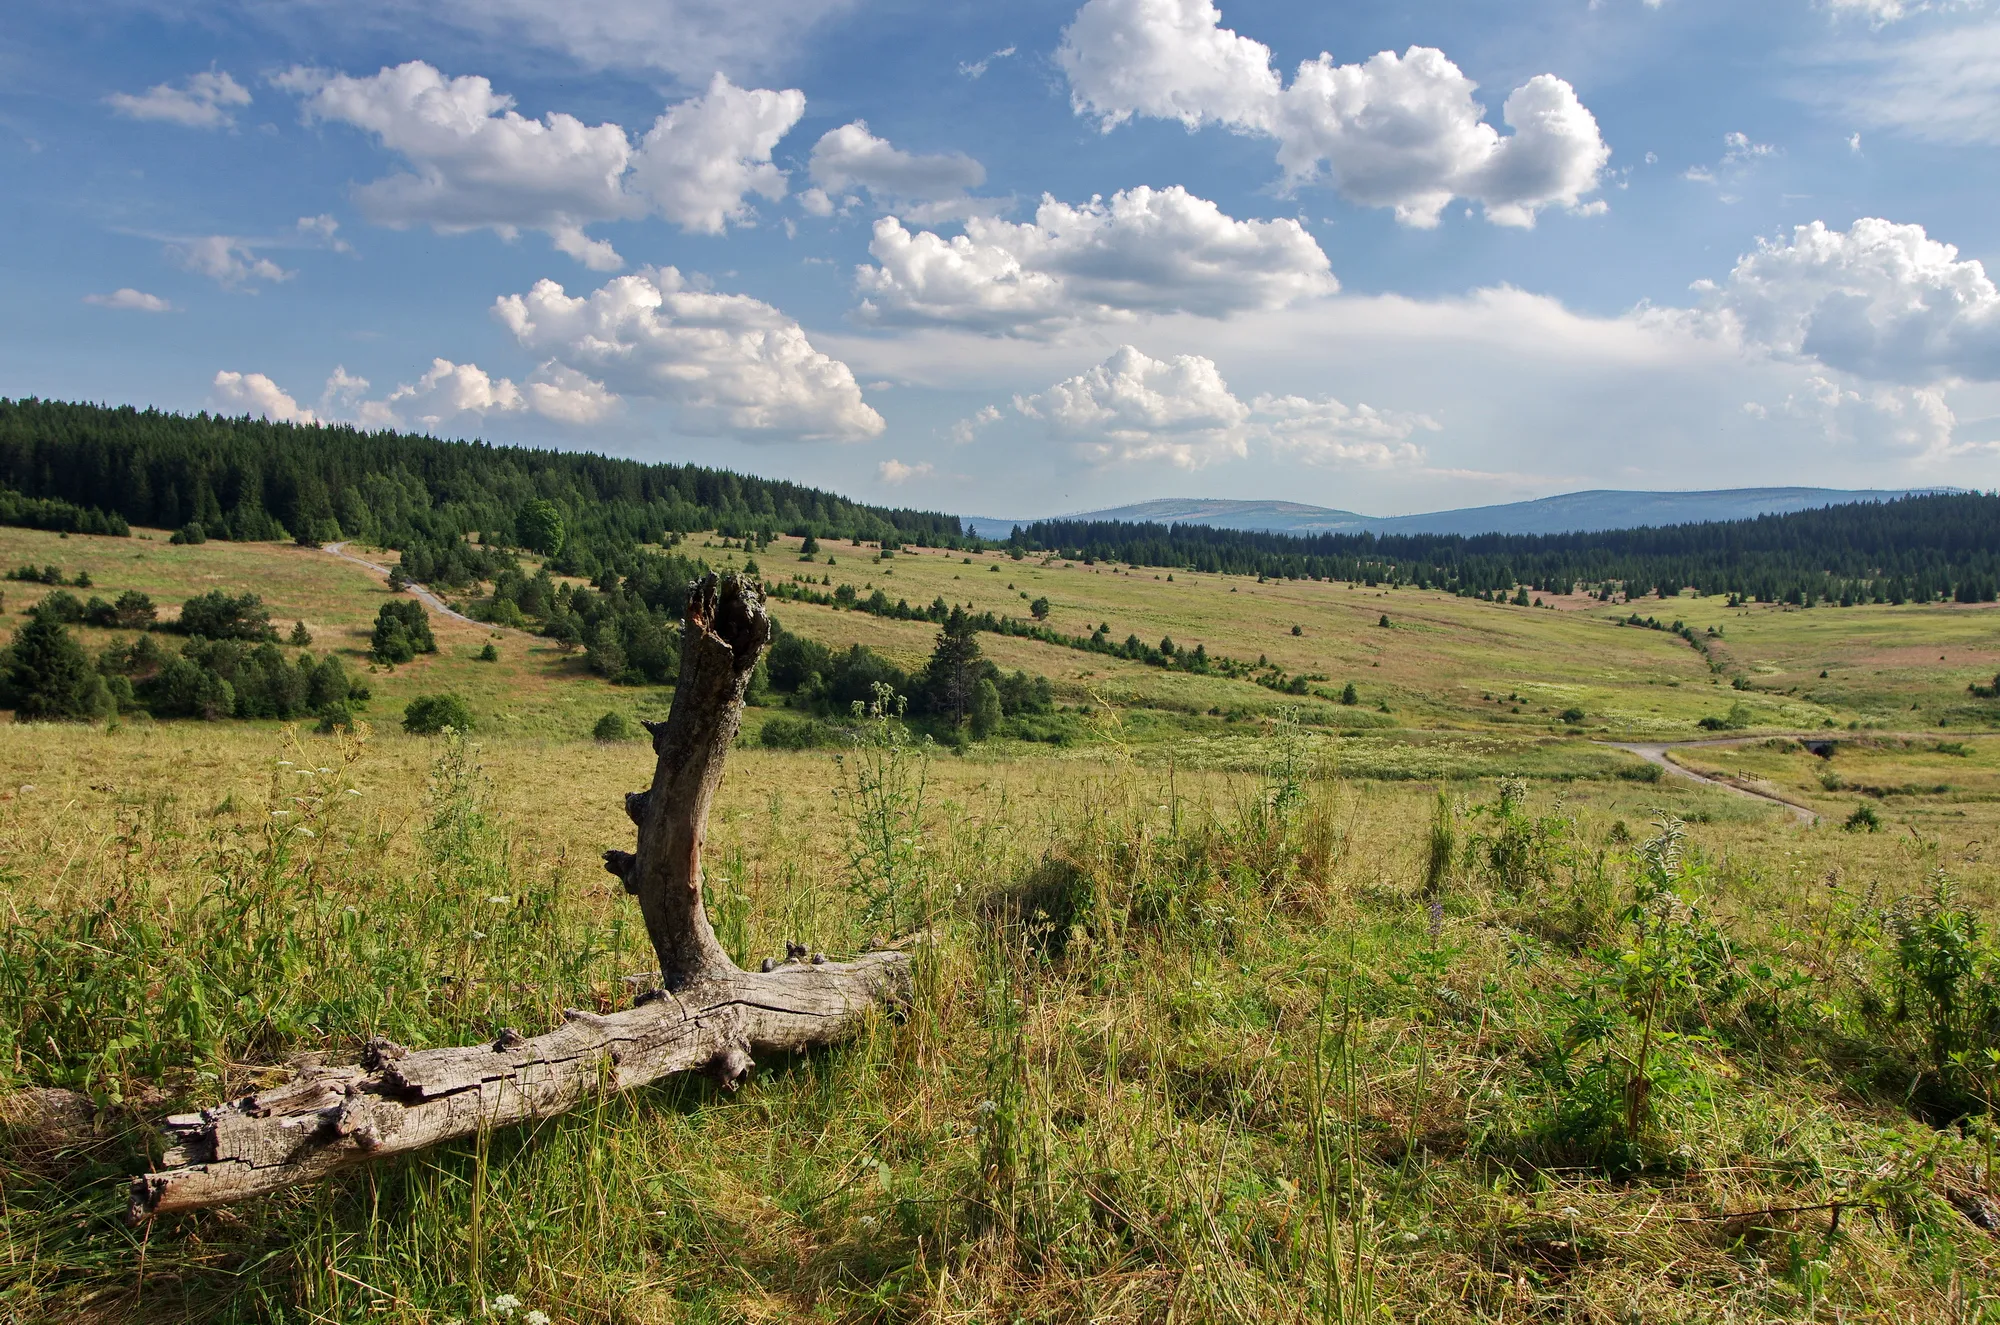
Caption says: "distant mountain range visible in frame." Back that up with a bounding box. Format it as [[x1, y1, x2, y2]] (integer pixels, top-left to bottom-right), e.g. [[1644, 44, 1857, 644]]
[[960, 487, 1959, 540]]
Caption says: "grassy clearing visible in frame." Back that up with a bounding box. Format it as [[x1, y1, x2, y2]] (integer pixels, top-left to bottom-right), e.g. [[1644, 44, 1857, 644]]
[[8, 530, 2000, 1320], [7, 526, 2000, 745], [5, 717, 2000, 1321]]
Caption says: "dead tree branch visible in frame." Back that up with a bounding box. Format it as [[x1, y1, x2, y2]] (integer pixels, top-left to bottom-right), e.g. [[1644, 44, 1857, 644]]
[[130, 574, 909, 1220]]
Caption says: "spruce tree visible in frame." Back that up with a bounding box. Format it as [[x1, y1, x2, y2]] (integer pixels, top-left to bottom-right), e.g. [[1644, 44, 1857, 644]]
[[4, 609, 96, 720]]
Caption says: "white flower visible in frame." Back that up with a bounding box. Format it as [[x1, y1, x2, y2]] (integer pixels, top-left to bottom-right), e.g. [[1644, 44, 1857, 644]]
[[524, 1313, 550, 1325], [294, 827, 316, 838], [488, 1295, 521, 1317], [487, 896, 512, 906], [857, 1215, 879, 1232]]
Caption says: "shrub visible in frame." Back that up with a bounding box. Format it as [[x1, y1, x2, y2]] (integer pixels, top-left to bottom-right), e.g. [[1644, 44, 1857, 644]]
[[288, 620, 312, 647], [970, 677, 1003, 739], [760, 715, 831, 749], [1029, 596, 1050, 621], [169, 522, 206, 545], [592, 710, 635, 742], [403, 693, 474, 735], [112, 590, 156, 629], [177, 590, 275, 640], [1339, 682, 1358, 706], [1845, 803, 1882, 832], [372, 599, 437, 663], [1698, 701, 1754, 732], [478, 642, 499, 662], [35, 589, 85, 624], [1378, 613, 1391, 628], [1559, 707, 1586, 724]]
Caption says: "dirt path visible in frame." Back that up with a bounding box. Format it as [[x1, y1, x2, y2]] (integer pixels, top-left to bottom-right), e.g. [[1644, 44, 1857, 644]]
[[1602, 737, 1821, 824], [321, 542, 536, 638]]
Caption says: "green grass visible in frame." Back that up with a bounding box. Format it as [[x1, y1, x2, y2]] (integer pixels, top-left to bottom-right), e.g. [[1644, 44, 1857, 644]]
[[8, 528, 2000, 1320], [4, 722, 2000, 1320]]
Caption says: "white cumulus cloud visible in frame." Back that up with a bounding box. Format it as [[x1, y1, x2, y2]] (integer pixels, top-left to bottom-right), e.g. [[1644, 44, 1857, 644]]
[[211, 370, 318, 423], [1013, 344, 1435, 469], [806, 121, 990, 219], [1251, 392, 1438, 466], [275, 61, 804, 267], [84, 288, 173, 312], [107, 71, 251, 129], [856, 185, 1335, 334], [321, 359, 616, 431], [494, 268, 884, 442], [948, 404, 1002, 444], [1699, 217, 2000, 382], [1016, 345, 1252, 468], [878, 458, 935, 483], [171, 236, 294, 290], [1057, 0, 1609, 228], [628, 74, 804, 234]]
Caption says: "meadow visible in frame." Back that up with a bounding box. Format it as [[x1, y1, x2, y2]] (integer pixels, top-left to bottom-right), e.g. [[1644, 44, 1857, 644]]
[[6, 525, 2000, 1322]]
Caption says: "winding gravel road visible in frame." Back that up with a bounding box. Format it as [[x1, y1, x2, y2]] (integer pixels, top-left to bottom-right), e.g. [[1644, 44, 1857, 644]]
[[1601, 738, 1820, 824], [321, 542, 535, 637]]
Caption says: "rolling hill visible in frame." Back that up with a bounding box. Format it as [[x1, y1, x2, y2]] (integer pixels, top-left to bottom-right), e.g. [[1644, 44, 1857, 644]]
[[963, 487, 1956, 539]]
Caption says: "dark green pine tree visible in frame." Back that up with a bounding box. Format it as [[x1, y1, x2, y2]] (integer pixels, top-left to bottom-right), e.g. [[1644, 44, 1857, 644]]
[[924, 605, 983, 726], [4, 609, 99, 720]]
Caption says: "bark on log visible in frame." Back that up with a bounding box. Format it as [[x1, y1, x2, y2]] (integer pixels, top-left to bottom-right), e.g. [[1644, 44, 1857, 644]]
[[129, 574, 910, 1220]]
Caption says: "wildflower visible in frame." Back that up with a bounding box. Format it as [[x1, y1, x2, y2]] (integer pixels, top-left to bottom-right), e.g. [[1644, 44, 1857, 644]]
[[470, 930, 487, 941], [488, 1295, 521, 1317], [857, 1215, 879, 1232], [523, 1313, 550, 1325], [487, 895, 512, 905], [295, 827, 316, 838]]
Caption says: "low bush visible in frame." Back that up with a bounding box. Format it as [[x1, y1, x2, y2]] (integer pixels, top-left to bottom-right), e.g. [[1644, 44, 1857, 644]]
[[403, 693, 474, 735]]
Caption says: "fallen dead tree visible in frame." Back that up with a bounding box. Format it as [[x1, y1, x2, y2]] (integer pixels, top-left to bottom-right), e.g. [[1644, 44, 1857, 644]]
[[129, 574, 910, 1220]]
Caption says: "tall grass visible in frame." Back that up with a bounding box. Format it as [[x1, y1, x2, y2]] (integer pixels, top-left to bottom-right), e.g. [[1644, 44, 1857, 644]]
[[4, 726, 2000, 1320]]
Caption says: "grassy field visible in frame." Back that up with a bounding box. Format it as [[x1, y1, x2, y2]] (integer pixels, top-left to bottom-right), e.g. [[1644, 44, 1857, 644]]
[[8, 527, 2000, 1321]]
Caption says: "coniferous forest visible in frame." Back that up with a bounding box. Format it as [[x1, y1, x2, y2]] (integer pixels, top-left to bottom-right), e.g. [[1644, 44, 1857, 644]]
[[2, 397, 1997, 607]]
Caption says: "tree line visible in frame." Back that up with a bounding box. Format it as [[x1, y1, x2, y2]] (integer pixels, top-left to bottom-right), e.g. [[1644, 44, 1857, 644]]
[[0, 399, 967, 576], [1009, 493, 2000, 604]]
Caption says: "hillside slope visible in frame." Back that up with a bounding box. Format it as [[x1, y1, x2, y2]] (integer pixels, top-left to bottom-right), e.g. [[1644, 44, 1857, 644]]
[[997, 487, 1952, 538]]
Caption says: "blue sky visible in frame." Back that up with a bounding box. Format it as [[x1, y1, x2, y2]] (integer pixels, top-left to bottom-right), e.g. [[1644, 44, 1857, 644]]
[[4, 0, 1998, 518]]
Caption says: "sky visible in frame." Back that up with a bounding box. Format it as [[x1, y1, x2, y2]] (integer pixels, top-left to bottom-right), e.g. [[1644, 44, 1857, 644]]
[[4, 0, 2000, 520]]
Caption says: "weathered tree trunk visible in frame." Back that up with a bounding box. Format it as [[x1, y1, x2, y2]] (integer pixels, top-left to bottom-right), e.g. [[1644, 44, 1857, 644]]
[[129, 574, 910, 1220]]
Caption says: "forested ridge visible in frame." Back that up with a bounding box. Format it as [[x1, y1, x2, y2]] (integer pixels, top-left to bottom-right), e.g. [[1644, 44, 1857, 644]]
[[1016, 492, 2000, 604], [4, 398, 1999, 605], [0, 398, 963, 560]]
